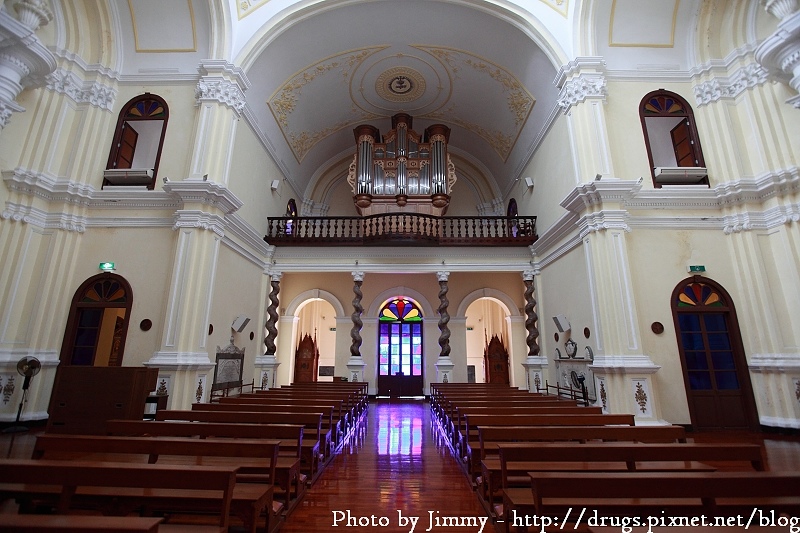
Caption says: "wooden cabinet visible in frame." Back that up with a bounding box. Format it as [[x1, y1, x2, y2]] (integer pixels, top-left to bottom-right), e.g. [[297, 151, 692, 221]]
[[46, 366, 159, 434]]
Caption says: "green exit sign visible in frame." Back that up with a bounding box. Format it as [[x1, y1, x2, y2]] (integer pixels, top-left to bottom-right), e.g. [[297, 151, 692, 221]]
[[688, 265, 706, 273], [99, 262, 116, 271]]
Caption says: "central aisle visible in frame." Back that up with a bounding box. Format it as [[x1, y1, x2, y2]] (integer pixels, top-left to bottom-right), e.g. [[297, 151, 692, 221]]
[[280, 400, 490, 532]]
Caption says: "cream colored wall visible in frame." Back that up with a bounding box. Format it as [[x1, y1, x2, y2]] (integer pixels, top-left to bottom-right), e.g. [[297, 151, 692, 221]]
[[73, 225, 177, 367], [227, 121, 288, 226], [207, 244, 268, 385], [515, 114, 576, 232]]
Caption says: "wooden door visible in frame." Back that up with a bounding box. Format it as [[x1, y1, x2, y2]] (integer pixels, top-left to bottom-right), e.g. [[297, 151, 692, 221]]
[[673, 280, 758, 430], [670, 120, 697, 167], [293, 333, 319, 383], [114, 123, 138, 169], [484, 335, 510, 384]]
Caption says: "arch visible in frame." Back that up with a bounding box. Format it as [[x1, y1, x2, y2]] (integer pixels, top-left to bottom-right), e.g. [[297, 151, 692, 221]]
[[456, 288, 519, 318], [670, 276, 758, 430], [284, 288, 346, 318], [58, 273, 133, 367], [639, 89, 708, 188], [104, 93, 170, 190], [366, 286, 436, 319], [235, 1, 569, 72]]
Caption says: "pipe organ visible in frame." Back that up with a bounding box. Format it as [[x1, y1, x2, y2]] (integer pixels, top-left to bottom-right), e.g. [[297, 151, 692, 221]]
[[348, 113, 456, 216]]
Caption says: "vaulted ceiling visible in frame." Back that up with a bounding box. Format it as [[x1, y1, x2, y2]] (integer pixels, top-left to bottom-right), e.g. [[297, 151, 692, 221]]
[[114, 0, 703, 205]]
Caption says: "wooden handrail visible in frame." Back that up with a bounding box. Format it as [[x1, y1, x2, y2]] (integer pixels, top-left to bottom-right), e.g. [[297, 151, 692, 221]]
[[265, 214, 537, 246]]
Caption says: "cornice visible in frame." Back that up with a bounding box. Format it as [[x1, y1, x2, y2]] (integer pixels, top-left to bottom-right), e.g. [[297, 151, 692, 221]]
[[162, 179, 243, 215], [2, 167, 94, 206], [560, 178, 643, 214], [748, 352, 800, 371], [173, 209, 227, 238], [1, 201, 85, 232], [43, 67, 117, 111]]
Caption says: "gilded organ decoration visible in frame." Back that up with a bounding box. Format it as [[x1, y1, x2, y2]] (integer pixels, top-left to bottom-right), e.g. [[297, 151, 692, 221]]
[[349, 113, 456, 215]]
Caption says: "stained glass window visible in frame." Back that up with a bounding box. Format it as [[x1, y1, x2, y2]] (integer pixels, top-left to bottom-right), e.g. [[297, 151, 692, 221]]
[[676, 283, 725, 307], [378, 298, 422, 376]]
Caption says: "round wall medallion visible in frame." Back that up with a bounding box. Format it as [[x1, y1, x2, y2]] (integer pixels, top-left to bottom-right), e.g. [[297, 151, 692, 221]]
[[651, 321, 664, 334], [583, 327, 590, 339], [250, 331, 255, 341], [139, 319, 152, 331], [554, 332, 559, 342], [376, 67, 426, 103]]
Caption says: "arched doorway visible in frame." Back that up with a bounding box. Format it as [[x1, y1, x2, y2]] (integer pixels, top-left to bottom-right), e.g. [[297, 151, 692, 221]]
[[377, 297, 424, 397], [294, 298, 337, 382], [59, 273, 133, 366], [671, 277, 758, 430]]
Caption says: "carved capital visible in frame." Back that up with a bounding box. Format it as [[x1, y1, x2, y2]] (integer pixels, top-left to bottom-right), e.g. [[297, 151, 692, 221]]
[[522, 269, 536, 281], [351, 270, 365, 282], [436, 270, 450, 282]]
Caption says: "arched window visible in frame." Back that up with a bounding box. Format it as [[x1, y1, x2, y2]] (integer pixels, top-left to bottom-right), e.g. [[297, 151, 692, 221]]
[[379, 298, 423, 376], [639, 90, 708, 188], [59, 273, 133, 366], [103, 93, 169, 190]]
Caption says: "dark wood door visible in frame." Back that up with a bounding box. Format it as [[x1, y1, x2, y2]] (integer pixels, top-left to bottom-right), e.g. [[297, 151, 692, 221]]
[[670, 120, 697, 167], [114, 122, 138, 169], [676, 310, 755, 430], [293, 334, 319, 383], [484, 335, 510, 384]]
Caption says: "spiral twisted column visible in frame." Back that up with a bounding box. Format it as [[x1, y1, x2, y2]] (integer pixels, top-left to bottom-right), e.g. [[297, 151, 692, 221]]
[[257, 271, 282, 389], [347, 271, 367, 383], [434, 271, 454, 383], [520, 268, 547, 392], [264, 272, 282, 356]]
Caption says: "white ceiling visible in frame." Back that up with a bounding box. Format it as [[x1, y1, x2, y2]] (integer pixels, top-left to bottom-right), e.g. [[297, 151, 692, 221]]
[[115, 0, 702, 202]]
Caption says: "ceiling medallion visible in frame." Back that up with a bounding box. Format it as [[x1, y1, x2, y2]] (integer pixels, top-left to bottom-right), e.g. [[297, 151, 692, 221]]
[[376, 67, 425, 103]]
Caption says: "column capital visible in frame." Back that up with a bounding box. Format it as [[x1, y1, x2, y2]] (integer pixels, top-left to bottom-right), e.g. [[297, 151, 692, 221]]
[[436, 271, 450, 282], [522, 269, 537, 281], [352, 271, 365, 282], [270, 271, 283, 282]]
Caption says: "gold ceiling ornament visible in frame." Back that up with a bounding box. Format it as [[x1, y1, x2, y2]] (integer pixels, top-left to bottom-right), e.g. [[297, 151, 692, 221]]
[[237, 0, 270, 19], [289, 111, 380, 162], [414, 46, 533, 161], [375, 67, 426, 103]]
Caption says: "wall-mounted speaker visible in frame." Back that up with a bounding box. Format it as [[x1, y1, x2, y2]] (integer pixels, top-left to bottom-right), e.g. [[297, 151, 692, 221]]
[[232, 315, 250, 333], [524, 177, 534, 188], [270, 180, 280, 191], [552, 314, 571, 333]]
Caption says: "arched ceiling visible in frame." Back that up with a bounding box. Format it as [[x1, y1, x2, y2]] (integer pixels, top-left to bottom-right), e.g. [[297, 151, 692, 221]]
[[113, 0, 706, 204]]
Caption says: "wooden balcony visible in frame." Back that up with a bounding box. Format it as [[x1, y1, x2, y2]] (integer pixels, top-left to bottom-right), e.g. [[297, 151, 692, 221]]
[[264, 214, 537, 247]]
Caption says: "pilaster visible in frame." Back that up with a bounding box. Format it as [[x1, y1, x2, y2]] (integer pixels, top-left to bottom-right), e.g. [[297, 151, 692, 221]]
[[554, 57, 614, 182], [144, 179, 242, 408], [189, 60, 250, 184]]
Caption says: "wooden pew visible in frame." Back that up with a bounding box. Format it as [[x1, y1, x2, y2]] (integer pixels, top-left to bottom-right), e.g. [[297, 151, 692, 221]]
[[0, 459, 272, 533], [462, 413, 636, 476], [204, 400, 340, 458], [0, 515, 172, 532], [155, 410, 323, 481], [104, 420, 306, 511], [487, 441, 764, 520], [512, 471, 800, 529]]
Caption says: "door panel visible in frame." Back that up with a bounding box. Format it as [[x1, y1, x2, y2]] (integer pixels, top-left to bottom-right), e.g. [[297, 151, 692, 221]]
[[670, 120, 696, 167]]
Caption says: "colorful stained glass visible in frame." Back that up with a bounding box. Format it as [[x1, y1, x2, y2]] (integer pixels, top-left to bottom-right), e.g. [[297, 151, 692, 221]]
[[125, 98, 166, 118], [378, 297, 424, 376], [644, 95, 686, 115], [677, 283, 724, 307], [81, 280, 127, 303]]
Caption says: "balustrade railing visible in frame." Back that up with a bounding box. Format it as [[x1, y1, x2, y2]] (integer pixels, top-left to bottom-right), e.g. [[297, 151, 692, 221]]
[[265, 214, 537, 246]]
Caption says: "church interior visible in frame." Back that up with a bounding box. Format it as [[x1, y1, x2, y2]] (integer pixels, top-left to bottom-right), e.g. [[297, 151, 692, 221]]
[[1, 0, 800, 530]]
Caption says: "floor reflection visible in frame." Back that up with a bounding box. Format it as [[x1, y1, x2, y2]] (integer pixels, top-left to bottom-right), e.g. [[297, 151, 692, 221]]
[[376, 402, 423, 457]]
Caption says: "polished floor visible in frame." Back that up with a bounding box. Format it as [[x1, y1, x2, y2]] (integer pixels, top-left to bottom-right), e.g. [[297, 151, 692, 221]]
[[279, 399, 489, 532], [3, 400, 800, 533]]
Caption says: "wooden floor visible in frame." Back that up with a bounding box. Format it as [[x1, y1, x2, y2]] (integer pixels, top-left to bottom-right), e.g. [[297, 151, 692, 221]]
[[3, 399, 800, 532]]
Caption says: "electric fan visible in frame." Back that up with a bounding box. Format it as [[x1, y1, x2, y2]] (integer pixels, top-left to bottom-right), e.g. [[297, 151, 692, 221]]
[[3, 356, 41, 433]]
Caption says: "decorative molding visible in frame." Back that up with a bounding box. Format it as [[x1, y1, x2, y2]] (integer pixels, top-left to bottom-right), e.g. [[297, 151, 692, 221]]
[[748, 352, 800, 371], [589, 354, 661, 374], [144, 351, 215, 369], [561, 179, 643, 214], [2, 167, 94, 206], [693, 62, 770, 106], [43, 67, 116, 110], [557, 74, 607, 112], [172, 209, 227, 238], [756, 10, 800, 107], [162, 179, 243, 215], [0, 5, 56, 128], [195, 60, 250, 115], [1, 201, 86, 232], [577, 209, 631, 238]]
